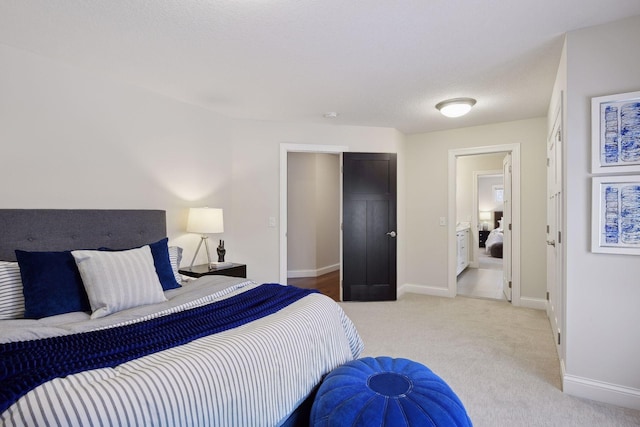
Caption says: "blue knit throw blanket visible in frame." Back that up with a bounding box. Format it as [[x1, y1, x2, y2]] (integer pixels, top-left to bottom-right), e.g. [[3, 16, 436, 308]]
[[0, 283, 316, 413]]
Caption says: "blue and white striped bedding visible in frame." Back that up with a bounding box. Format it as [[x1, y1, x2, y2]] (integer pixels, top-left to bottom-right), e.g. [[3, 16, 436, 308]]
[[0, 276, 363, 426]]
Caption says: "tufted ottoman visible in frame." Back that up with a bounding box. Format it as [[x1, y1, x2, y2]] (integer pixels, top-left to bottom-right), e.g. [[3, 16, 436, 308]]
[[490, 242, 503, 258], [310, 357, 472, 427]]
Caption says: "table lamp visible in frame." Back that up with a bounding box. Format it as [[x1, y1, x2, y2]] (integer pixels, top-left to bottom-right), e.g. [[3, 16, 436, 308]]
[[186, 207, 224, 270], [479, 211, 491, 230]]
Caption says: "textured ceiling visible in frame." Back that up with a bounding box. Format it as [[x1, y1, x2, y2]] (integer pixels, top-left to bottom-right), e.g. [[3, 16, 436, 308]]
[[1, 1, 640, 134]]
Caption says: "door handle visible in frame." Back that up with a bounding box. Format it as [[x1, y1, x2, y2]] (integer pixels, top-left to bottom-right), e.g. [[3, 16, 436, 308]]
[[546, 240, 556, 247], [386, 231, 397, 238]]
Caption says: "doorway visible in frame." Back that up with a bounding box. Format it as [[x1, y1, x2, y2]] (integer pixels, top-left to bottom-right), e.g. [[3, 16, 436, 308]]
[[279, 144, 348, 300], [448, 144, 521, 305], [279, 144, 398, 302], [457, 166, 505, 300], [286, 152, 341, 301]]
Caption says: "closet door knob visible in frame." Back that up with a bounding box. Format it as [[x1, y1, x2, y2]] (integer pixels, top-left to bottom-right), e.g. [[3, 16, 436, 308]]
[[386, 231, 397, 238]]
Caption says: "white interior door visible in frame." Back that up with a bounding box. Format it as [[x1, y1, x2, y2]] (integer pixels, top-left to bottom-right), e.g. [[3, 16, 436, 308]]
[[502, 153, 512, 301], [547, 104, 564, 358]]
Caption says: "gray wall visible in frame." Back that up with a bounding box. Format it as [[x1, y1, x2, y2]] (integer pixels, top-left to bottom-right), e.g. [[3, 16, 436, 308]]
[[560, 14, 640, 405]]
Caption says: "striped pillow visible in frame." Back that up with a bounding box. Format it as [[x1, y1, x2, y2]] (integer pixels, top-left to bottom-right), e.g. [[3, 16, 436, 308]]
[[168, 246, 183, 283], [0, 262, 24, 319], [72, 245, 167, 319]]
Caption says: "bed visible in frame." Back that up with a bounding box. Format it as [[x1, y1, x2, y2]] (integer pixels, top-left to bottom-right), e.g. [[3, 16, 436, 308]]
[[0, 209, 363, 426], [485, 222, 504, 258]]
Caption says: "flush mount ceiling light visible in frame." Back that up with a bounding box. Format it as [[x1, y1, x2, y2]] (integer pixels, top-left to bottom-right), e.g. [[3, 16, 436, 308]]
[[323, 112, 339, 119], [435, 98, 477, 118]]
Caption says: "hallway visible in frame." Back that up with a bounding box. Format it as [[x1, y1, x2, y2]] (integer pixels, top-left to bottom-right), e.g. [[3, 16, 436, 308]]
[[457, 251, 505, 300], [287, 270, 340, 301]]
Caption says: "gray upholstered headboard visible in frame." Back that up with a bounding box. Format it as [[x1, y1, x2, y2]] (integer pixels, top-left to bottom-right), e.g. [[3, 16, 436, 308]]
[[0, 209, 167, 261]]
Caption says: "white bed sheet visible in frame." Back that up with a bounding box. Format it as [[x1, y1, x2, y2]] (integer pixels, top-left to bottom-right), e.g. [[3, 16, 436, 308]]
[[0, 276, 363, 426], [485, 228, 504, 252]]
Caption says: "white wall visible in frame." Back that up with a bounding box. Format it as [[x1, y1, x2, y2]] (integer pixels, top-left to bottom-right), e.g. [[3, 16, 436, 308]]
[[405, 118, 547, 300], [315, 153, 340, 272], [560, 15, 640, 408], [0, 43, 405, 285], [0, 43, 234, 250], [287, 153, 317, 273]]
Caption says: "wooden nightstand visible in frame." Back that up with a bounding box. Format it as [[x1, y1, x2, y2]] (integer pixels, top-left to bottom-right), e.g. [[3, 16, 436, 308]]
[[479, 230, 490, 248], [179, 263, 247, 279]]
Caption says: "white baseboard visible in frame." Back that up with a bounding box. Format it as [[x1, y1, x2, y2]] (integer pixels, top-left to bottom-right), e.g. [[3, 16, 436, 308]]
[[287, 269, 316, 279], [400, 283, 546, 311], [287, 263, 339, 279], [518, 296, 546, 310], [399, 283, 451, 298], [564, 374, 640, 410]]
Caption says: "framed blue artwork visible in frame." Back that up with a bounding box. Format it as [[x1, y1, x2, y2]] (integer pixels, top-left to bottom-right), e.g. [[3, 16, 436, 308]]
[[591, 90, 640, 174], [592, 175, 640, 255]]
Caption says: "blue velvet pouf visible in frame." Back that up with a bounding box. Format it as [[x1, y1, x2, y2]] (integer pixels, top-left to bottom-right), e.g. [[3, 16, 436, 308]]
[[310, 357, 472, 427]]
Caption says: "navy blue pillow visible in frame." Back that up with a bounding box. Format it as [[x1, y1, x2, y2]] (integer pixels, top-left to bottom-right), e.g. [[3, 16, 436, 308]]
[[100, 238, 181, 291], [148, 238, 182, 291], [15, 250, 91, 319]]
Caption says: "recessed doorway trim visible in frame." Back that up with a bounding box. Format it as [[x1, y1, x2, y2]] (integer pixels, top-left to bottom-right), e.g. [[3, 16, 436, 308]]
[[448, 144, 521, 305], [279, 143, 348, 286]]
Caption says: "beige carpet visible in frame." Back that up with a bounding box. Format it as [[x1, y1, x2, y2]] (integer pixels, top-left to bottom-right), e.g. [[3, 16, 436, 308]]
[[339, 293, 640, 427]]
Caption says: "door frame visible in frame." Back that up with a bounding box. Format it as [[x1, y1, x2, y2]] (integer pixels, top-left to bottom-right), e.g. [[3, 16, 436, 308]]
[[547, 95, 565, 368], [279, 143, 348, 288], [448, 144, 522, 305], [502, 153, 513, 301]]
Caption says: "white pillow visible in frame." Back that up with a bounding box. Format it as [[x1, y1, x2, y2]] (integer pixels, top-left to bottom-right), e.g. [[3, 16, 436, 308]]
[[168, 246, 183, 283], [0, 261, 25, 319], [72, 246, 167, 319]]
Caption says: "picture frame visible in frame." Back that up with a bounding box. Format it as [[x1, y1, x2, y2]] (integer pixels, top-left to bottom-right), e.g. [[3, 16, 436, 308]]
[[591, 90, 640, 174], [592, 175, 640, 255]]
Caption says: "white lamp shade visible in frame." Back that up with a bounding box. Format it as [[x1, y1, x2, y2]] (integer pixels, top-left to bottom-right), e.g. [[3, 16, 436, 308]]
[[187, 208, 224, 234], [479, 211, 492, 221]]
